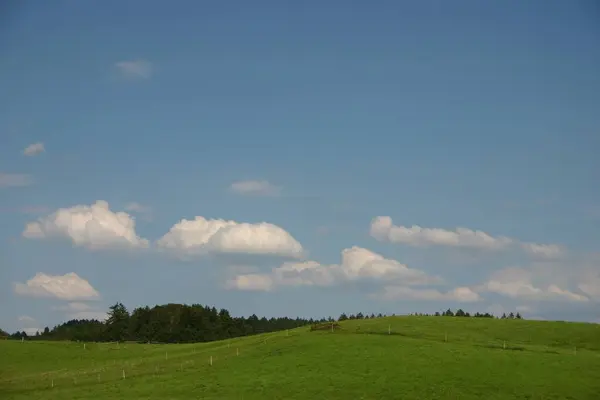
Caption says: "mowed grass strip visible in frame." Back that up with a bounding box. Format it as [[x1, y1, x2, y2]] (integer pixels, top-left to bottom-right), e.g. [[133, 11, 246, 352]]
[[1, 317, 599, 399]]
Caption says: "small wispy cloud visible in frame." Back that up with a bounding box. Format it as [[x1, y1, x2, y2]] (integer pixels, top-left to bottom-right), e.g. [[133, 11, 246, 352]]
[[125, 202, 151, 213], [18, 315, 36, 324], [114, 59, 153, 79], [125, 202, 153, 221], [23, 142, 45, 156], [229, 180, 281, 197], [0, 173, 33, 188]]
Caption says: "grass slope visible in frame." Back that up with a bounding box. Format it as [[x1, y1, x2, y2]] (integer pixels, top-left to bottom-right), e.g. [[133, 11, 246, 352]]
[[1, 317, 599, 399]]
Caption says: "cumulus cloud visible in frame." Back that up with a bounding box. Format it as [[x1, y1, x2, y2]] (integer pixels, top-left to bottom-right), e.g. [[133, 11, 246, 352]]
[[23, 142, 45, 156], [157, 216, 304, 258], [229, 180, 281, 197], [23, 200, 149, 250], [370, 216, 512, 250], [370, 216, 564, 258], [14, 272, 100, 301], [0, 172, 33, 188], [477, 268, 588, 302], [227, 246, 442, 291], [521, 243, 565, 259], [373, 286, 481, 303], [114, 59, 153, 79]]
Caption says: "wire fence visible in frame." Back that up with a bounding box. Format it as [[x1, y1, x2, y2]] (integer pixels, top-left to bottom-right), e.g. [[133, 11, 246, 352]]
[[1, 333, 286, 396], [2, 322, 596, 396]]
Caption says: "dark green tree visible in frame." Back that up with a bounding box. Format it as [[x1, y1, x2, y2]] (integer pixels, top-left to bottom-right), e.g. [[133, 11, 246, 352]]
[[105, 302, 130, 342]]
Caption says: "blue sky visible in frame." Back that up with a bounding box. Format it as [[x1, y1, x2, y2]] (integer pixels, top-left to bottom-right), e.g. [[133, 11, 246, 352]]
[[1, 0, 599, 334]]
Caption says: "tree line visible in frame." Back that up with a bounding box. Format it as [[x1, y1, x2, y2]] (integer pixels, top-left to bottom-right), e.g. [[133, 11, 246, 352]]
[[4, 305, 524, 342], [6, 302, 325, 343], [338, 309, 523, 320], [430, 309, 522, 319]]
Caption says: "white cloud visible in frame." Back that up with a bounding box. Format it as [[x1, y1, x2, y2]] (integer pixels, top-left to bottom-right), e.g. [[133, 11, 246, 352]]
[[17, 316, 40, 335], [370, 216, 512, 250], [114, 59, 153, 79], [370, 216, 564, 258], [227, 246, 442, 291], [521, 243, 565, 259], [23, 328, 41, 336], [23, 142, 45, 156], [18, 315, 36, 324], [23, 200, 149, 250], [124, 202, 152, 221], [157, 216, 304, 258], [373, 286, 481, 303], [577, 270, 600, 301], [226, 274, 274, 291], [229, 180, 281, 197], [478, 268, 588, 302], [14, 272, 100, 301], [124, 202, 151, 214], [0, 172, 33, 188]]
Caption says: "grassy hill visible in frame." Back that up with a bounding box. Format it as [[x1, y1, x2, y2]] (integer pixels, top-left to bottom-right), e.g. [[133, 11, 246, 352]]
[[1, 316, 599, 399]]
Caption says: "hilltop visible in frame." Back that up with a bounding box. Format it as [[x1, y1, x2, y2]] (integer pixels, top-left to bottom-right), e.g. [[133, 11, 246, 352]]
[[2, 316, 599, 399]]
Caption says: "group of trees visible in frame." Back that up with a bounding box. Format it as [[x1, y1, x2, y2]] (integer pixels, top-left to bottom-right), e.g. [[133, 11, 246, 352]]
[[337, 309, 524, 321], [431, 309, 522, 319], [3, 305, 527, 342], [337, 312, 386, 321], [6, 303, 323, 343]]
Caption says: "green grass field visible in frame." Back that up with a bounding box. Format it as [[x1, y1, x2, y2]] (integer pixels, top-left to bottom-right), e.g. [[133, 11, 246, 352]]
[[2, 316, 600, 399]]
